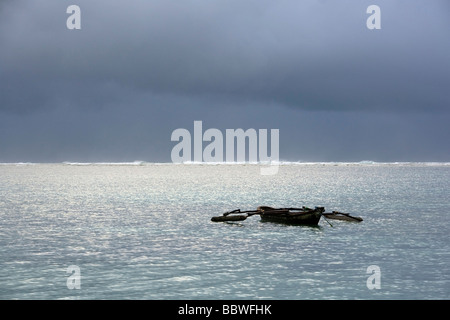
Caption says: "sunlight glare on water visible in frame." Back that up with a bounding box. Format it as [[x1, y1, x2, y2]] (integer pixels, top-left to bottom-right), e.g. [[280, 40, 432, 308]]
[[0, 163, 449, 299]]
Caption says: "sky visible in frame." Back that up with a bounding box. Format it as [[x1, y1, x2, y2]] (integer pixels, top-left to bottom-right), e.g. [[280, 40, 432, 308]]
[[0, 0, 449, 163]]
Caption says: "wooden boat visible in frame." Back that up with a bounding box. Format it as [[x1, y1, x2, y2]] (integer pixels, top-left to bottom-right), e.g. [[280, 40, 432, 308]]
[[257, 206, 324, 225], [323, 211, 363, 222]]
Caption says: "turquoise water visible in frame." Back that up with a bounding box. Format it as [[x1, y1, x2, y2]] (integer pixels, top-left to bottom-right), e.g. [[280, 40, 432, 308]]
[[0, 163, 449, 299]]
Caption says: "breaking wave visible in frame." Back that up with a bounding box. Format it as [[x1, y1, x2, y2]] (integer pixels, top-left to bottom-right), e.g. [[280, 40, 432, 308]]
[[1, 161, 449, 167]]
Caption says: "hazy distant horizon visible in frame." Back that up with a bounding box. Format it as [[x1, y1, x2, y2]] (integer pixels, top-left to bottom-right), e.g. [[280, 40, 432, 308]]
[[2, 160, 449, 166]]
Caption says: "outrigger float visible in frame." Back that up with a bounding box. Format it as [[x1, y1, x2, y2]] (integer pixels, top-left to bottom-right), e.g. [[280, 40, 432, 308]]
[[323, 211, 363, 222], [211, 206, 362, 225]]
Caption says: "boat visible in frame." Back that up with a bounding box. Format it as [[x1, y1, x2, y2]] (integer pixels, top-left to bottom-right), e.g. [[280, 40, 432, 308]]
[[257, 206, 324, 225], [323, 211, 363, 222], [211, 206, 361, 225]]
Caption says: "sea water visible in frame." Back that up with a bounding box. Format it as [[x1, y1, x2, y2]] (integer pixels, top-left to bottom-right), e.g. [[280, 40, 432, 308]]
[[0, 162, 449, 299]]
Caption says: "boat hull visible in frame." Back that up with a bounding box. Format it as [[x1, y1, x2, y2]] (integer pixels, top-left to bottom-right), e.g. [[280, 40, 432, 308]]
[[259, 207, 324, 225]]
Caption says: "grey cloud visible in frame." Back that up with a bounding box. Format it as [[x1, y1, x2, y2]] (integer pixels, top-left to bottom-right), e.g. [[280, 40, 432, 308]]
[[1, 0, 449, 115], [0, 0, 448, 162]]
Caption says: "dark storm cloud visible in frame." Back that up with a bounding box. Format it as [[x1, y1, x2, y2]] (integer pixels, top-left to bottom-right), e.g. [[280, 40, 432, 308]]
[[1, 0, 449, 114], [0, 0, 449, 162]]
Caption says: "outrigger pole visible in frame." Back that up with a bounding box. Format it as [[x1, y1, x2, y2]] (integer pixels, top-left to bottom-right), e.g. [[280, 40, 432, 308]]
[[210, 209, 261, 222]]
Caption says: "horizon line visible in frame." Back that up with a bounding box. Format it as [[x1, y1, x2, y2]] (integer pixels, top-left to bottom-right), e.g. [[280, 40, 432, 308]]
[[1, 161, 449, 166]]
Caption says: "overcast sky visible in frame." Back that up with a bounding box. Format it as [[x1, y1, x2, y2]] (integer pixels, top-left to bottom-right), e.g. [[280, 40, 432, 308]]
[[0, 0, 449, 162]]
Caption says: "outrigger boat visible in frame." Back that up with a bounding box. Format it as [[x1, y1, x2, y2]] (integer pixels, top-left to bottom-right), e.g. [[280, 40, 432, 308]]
[[211, 206, 362, 225]]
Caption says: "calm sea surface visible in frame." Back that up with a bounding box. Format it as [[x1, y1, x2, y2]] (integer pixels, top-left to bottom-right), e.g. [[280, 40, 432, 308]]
[[0, 162, 449, 299]]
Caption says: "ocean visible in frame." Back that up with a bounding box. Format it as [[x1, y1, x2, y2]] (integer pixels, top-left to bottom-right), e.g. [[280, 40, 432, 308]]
[[0, 162, 449, 300]]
